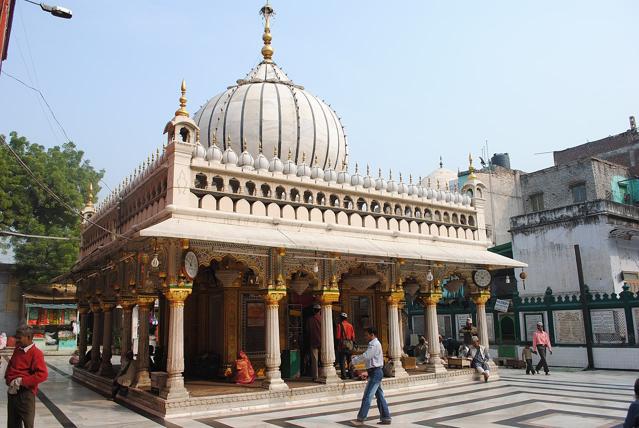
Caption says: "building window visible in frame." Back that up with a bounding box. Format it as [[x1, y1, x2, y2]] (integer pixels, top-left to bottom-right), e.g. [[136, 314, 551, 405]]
[[530, 193, 544, 212], [571, 183, 587, 203]]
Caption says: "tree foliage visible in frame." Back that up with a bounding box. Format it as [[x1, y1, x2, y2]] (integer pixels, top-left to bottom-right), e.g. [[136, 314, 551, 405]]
[[0, 132, 104, 287]]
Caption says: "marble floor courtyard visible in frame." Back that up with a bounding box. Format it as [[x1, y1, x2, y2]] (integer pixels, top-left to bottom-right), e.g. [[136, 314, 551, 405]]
[[0, 356, 635, 427]]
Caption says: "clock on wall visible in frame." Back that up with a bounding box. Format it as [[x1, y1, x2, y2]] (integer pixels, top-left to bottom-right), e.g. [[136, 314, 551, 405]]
[[473, 269, 492, 288], [183, 251, 199, 279]]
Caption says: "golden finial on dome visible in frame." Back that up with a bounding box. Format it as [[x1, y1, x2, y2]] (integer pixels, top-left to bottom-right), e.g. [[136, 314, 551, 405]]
[[243, 137, 248, 152], [378, 167, 382, 178], [389, 169, 393, 180], [355, 163, 359, 174], [86, 183, 94, 208], [301, 152, 307, 163], [287, 148, 292, 160], [226, 135, 232, 150], [409, 174, 413, 184], [439, 156, 443, 169], [273, 146, 278, 157], [212, 134, 219, 147], [313, 155, 318, 166], [175, 79, 189, 117], [468, 152, 476, 179], [259, 140, 263, 153], [327, 159, 332, 169], [399, 172, 403, 182], [366, 164, 370, 176], [259, 1, 275, 63]]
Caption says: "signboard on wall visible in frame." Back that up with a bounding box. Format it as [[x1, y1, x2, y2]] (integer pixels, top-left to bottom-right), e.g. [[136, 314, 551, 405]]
[[591, 309, 615, 334], [552, 310, 586, 344], [494, 299, 510, 313], [523, 313, 544, 343]]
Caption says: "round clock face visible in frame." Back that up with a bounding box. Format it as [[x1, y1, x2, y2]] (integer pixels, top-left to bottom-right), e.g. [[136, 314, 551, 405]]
[[473, 269, 492, 288], [184, 251, 198, 279]]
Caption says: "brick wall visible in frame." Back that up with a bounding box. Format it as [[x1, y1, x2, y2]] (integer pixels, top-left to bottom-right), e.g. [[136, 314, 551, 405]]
[[520, 158, 630, 213]]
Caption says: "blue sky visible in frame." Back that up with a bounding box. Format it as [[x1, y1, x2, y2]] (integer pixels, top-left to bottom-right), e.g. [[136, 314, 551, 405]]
[[1, 1, 638, 197]]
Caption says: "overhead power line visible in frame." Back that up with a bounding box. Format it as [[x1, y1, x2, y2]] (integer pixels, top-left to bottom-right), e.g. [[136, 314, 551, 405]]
[[0, 137, 131, 241], [0, 230, 77, 241]]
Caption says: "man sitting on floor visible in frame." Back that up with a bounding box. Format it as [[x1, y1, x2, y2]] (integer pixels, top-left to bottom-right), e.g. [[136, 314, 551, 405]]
[[465, 335, 491, 382]]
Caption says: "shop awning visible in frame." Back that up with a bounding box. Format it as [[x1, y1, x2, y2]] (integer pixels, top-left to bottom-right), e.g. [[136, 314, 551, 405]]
[[140, 217, 526, 269]]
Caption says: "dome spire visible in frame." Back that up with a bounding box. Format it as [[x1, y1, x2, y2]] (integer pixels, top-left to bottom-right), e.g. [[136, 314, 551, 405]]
[[259, 1, 275, 63], [439, 156, 443, 169], [468, 152, 477, 179], [86, 182, 94, 208], [175, 79, 189, 117]]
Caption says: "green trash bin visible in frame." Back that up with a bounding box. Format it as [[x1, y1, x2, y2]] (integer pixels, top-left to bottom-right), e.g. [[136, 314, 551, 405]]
[[281, 349, 300, 379]]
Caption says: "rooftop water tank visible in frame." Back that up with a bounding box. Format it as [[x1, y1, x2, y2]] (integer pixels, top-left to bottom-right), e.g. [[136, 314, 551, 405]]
[[491, 153, 511, 169]]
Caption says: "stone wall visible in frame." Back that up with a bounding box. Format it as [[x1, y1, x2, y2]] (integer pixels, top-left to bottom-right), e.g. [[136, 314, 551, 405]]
[[519, 158, 629, 213], [459, 167, 524, 246]]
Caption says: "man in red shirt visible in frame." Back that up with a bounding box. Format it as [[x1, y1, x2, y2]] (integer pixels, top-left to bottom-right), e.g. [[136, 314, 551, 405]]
[[5, 325, 48, 428], [532, 321, 552, 375], [336, 312, 355, 379]]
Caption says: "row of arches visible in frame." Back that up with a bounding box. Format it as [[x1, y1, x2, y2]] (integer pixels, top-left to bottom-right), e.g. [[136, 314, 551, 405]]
[[193, 174, 475, 226], [195, 195, 478, 240]]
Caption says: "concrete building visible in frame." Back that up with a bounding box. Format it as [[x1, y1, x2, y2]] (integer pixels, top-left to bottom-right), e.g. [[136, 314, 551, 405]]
[[512, 157, 639, 296], [554, 116, 639, 174]]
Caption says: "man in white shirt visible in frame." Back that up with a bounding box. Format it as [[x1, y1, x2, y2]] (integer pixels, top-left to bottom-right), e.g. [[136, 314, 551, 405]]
[[350, 327, 392, 426]]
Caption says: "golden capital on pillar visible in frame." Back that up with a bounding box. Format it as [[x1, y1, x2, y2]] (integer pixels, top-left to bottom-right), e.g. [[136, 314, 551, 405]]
[[78, 304, 90, 314], [163, 286, 192, 303], [471, 290, 491, 305], [118, 298, 137, 310], [421, 291, 442, 306], [137, 295, 157, 307], [263, 288, 286, 306], [89, 302, 102, 313], [386, 288, 405, 306], [317, 289, 340, 305], [100, 301, 116, 312]]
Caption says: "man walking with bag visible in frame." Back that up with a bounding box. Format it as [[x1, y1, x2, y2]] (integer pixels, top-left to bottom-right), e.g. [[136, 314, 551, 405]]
[[350, 327, 391, 426], [336, 313, 355, 379], [533, 321, 552, 375], [5, 325, 48, 428]]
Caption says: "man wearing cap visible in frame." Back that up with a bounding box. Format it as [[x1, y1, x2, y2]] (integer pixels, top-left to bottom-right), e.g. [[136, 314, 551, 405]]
[[466, 335, 491, 382], [5, 324, 48, 428], [336, 312, 355, 379], [532, 321, 552, 375], [306, 304, 322, 381], [459, 317, 477, 348]]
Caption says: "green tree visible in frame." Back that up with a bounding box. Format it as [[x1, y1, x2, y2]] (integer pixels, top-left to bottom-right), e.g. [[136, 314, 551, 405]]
[[0, 132, 104, 287]]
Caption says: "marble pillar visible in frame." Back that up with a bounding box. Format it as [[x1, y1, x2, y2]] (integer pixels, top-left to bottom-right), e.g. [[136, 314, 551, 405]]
[[77, 306, 89, 367], [262, 288, 288, 391], [318, 289, 340, 384], [120, 299, 136, 362], [160, 287, 191, 400], [387, 290, 408, 377], [134, 295, 155, 389], [89, 303, 102, 372], [423, 292, 447, 374], [398, 305, 406, 356], [98, 302, 115, 377], [472, 291, 491, 349]]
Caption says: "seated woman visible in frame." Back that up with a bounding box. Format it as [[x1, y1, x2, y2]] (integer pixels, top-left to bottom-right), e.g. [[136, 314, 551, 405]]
[[465, 336, 491, 382], [234, 351, 256, 385]]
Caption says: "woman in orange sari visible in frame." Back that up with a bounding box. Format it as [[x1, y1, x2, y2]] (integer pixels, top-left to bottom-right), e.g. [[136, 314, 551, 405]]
[[235, 351, 256, 384]]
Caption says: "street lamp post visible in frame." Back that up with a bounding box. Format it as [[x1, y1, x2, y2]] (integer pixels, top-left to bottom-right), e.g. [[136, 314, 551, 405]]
[[1, 0, 72, 72], [24, 0, 71, 18]]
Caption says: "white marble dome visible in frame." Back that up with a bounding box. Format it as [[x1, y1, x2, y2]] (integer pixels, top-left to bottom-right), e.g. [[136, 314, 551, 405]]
[[423, 165, 457, 189], [194, 61, 347, 171]]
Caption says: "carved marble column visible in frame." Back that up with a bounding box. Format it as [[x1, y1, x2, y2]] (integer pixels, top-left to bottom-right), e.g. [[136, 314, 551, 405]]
[[89, 302, 103, 372], [119, 298, 136, 362], [99, 301, 116, 377], [77, 305, 90, 367], [160, 286, 192, 400], [134, 295, 155, 388], [318, 287, 340, 384], [472, 290, 491, 349], [422, 291, 447, 374], [262, 286, 288, 391], [387, 289, 408, 377]]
